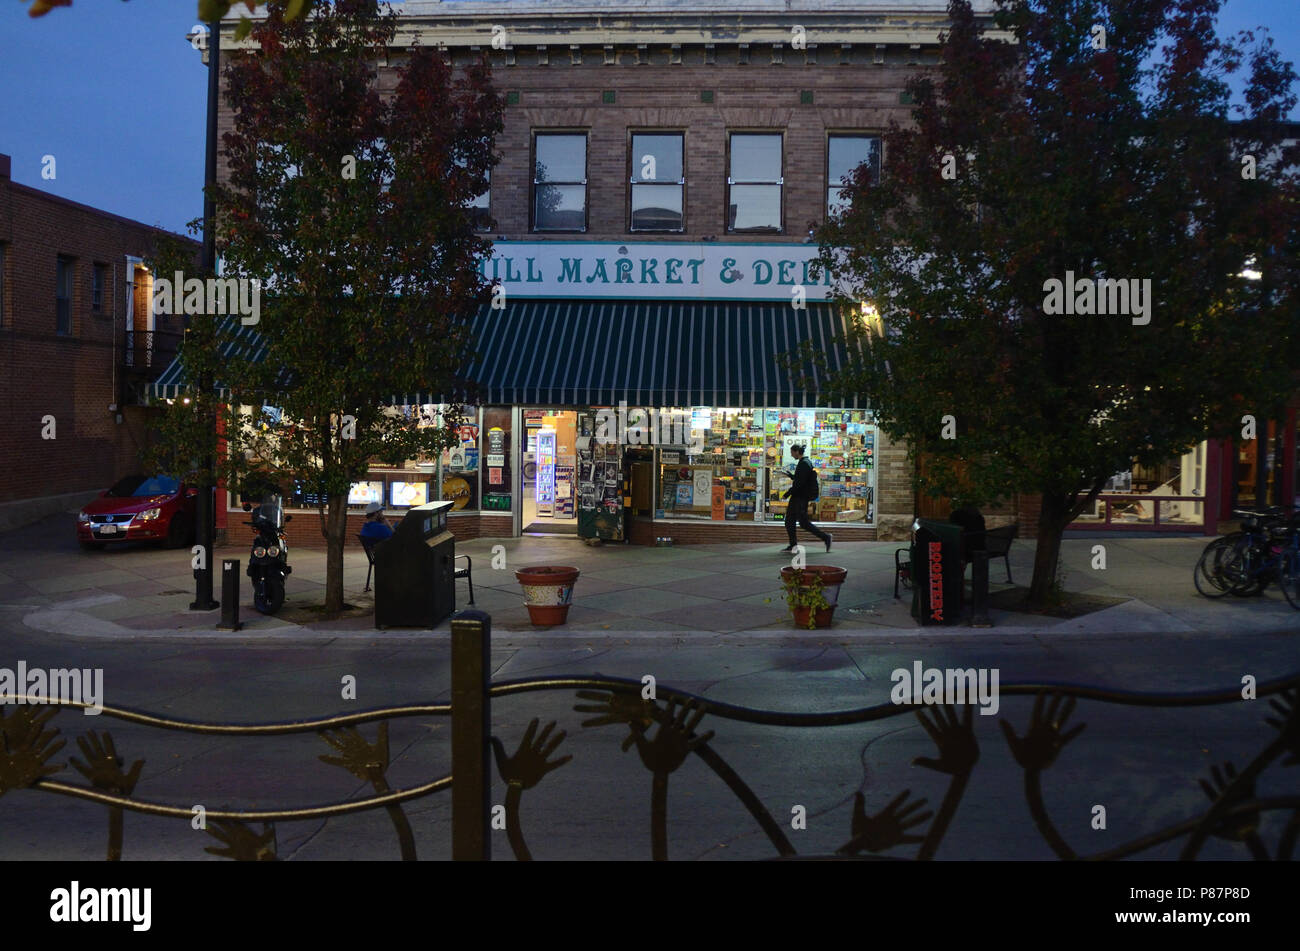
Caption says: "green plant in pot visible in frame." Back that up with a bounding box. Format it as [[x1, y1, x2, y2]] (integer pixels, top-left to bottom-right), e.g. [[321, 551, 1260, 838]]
[[780, 565, 848, 629]]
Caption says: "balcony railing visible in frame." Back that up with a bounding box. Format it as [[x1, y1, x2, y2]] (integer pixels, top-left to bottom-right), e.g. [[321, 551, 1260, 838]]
[[122, 329, 182, 374]]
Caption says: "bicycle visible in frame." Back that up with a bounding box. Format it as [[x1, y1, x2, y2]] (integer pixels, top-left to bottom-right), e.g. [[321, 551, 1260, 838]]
[[1194, 507, 1300, 609]]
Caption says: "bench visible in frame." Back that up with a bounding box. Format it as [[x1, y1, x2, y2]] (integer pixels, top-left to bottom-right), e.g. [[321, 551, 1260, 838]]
[[358, 534, 474, 604], [973, 524, 1017, 585], [893, 522, 1018, 598]]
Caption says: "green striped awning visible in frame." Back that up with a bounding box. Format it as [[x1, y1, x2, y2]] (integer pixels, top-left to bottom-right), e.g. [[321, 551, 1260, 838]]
[[150, 300, 864, 408]]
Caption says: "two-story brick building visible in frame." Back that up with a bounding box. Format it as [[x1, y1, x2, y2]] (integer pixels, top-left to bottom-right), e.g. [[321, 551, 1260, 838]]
[[174, 0, 1009, 548], [0, 152, 196, 531]]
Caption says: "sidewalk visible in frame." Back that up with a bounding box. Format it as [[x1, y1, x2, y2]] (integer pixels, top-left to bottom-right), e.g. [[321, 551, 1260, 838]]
[[4, 513, 1296, 642]]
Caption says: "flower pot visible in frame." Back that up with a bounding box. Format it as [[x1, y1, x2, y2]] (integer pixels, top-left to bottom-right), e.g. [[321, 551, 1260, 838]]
[[514, 566, 581, 626], [781, 565, 848, 629]]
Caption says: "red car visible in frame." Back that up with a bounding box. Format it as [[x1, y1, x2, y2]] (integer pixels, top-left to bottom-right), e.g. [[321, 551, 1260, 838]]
[[77, 474, 198, 550]]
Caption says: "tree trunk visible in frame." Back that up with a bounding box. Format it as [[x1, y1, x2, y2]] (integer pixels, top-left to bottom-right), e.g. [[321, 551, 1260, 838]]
[[1026, 492, 1069, 606], [324, 493, 349, 615]]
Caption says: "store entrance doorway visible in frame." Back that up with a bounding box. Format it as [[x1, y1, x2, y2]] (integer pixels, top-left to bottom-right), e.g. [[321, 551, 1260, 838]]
[[522, 409, 579, 534]]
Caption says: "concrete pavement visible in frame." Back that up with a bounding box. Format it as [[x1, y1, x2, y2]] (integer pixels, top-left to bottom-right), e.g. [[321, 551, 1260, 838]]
[[0, 513, 1296, 860], [3, 512, 1296, 642]]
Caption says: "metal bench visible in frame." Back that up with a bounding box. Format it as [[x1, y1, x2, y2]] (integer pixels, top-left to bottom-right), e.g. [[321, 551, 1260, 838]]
[[359, 534, 473, 604], [894, 522, 1017, 598], [972, 524, 1017, 584]]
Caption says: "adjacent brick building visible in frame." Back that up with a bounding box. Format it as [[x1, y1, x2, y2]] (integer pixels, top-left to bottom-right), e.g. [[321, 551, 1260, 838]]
[[0, 152, 196, 528]]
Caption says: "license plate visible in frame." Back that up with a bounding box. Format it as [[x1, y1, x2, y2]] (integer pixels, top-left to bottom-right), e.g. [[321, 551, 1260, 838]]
[[97, 525, 118, 535]]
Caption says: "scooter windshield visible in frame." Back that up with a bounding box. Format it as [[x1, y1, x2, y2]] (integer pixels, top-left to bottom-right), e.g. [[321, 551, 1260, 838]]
[[256, 502, 283, 529]]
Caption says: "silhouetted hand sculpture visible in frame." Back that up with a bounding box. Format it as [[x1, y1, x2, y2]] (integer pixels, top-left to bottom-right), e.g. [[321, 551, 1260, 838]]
[[839, 790, 933, 854], [1199, 761, 1260, 842], [491, 718, 572, 790], [1000, 692, 1085, 771], [204, 820, 277, 861], [70, 730, 143, 796], [318, 723, 389, 786], [574, 688, 661, 752], [913, 703, 979, 776], [626, 698, 713, 775], [0, 707, 65, 794]]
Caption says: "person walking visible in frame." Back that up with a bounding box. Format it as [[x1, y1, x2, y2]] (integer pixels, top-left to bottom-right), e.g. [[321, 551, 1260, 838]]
[[779, 444, 832, 554]]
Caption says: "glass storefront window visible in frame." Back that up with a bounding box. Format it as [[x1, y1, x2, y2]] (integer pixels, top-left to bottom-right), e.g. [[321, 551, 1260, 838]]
[[361, 404, 480, 514], [652, 406, 875, 525], [1073, 441, 1206, 524]]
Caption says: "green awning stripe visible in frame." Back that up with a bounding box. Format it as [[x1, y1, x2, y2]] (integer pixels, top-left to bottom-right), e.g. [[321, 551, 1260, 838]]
[[148, 300, 864, 408]]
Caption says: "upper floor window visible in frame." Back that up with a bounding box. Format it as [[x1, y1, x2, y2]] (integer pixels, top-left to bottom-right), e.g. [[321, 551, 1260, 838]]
[[469, 167, 492, 233], [92, 263, 107, 313], [827, 134, 882, 219], [533, 133, 587, 232], [0, 244, 6, 327], [56, 256, 74, 336], [728, 133, 783, 233], [630, 132, 684, 232]]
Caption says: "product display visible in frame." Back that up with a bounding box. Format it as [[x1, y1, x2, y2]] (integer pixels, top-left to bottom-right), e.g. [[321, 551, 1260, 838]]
[[656, 407, 876, 524]]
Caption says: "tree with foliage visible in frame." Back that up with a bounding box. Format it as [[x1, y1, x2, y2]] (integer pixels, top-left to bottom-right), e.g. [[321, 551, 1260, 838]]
[[816, 0, 1298, 605], [148, 0, 502, 615]]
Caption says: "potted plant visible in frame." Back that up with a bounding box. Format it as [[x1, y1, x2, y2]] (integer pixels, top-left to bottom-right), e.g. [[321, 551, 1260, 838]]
[[780, 565, 848, 629], [514, 565, 581, 626]]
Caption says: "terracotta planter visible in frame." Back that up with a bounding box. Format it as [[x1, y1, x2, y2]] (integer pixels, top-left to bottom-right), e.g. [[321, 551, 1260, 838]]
[[781, 565, 848, 629], [514, 566, 581, 626]]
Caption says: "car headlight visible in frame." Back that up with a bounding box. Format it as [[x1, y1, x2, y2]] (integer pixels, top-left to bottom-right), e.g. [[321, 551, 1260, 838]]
[[267, 545, 280, 557], [78, 511, 91, 523], [139, 507, 162, 521], [254, 546, 267, 558]]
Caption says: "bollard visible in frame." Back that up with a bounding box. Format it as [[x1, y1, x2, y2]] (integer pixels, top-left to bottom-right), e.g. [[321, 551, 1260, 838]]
[[451, 610, 491, 861], [217, 559, 241, 631], [971, 550, 992, 627]]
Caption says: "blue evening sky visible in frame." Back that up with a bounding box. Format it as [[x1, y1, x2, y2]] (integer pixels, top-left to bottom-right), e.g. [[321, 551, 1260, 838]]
[[1, 0, 1295, 235]]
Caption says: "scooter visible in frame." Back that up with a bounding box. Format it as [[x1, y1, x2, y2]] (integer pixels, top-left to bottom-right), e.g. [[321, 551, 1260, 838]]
[[242, 497, 292, 614]]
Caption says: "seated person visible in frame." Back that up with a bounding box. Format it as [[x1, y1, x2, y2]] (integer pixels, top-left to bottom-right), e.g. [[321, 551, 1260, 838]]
[[360, 502, 394, 542]]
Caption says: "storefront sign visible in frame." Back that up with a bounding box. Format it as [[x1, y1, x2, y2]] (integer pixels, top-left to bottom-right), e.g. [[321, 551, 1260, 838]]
[[478, 241, 843, 301]]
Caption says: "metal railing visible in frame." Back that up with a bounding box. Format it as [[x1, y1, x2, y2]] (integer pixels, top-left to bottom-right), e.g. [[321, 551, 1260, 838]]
[[2, 611, 1297, 860], [1071, 493, 1207, 530], [123, 329, 182, 373]]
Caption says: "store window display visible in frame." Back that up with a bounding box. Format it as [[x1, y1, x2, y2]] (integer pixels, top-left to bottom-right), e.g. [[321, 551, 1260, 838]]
[[653, 406, 875, 525]]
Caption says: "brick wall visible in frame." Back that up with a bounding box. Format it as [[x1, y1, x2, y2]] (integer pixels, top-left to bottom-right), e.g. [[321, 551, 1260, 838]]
[[0, 163, 196, 505], [226, 509, 515, 550]]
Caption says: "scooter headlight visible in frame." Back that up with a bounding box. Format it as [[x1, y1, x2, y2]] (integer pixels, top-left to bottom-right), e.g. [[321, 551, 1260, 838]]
[[254, 546, 267, 558], [268, 545, 280, 557]]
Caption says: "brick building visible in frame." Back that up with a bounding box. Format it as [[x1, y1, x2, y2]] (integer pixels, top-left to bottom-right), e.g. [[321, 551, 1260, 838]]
[[182, 0, 1293, 551], [0, 152, 196, 529], [183, 0, 1009, 549]]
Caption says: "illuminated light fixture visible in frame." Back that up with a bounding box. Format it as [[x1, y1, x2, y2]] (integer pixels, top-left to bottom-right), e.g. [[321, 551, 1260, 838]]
[[859, 301, 884, 336], [1240, 256, 1262, 281]]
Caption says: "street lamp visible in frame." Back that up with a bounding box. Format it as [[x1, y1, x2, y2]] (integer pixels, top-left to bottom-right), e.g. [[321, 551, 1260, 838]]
[[187, 17, 221, 611]]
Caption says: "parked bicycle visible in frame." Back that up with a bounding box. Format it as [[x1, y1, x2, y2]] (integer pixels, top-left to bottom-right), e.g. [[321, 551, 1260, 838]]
[[1193, 507, 1300, 609]]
